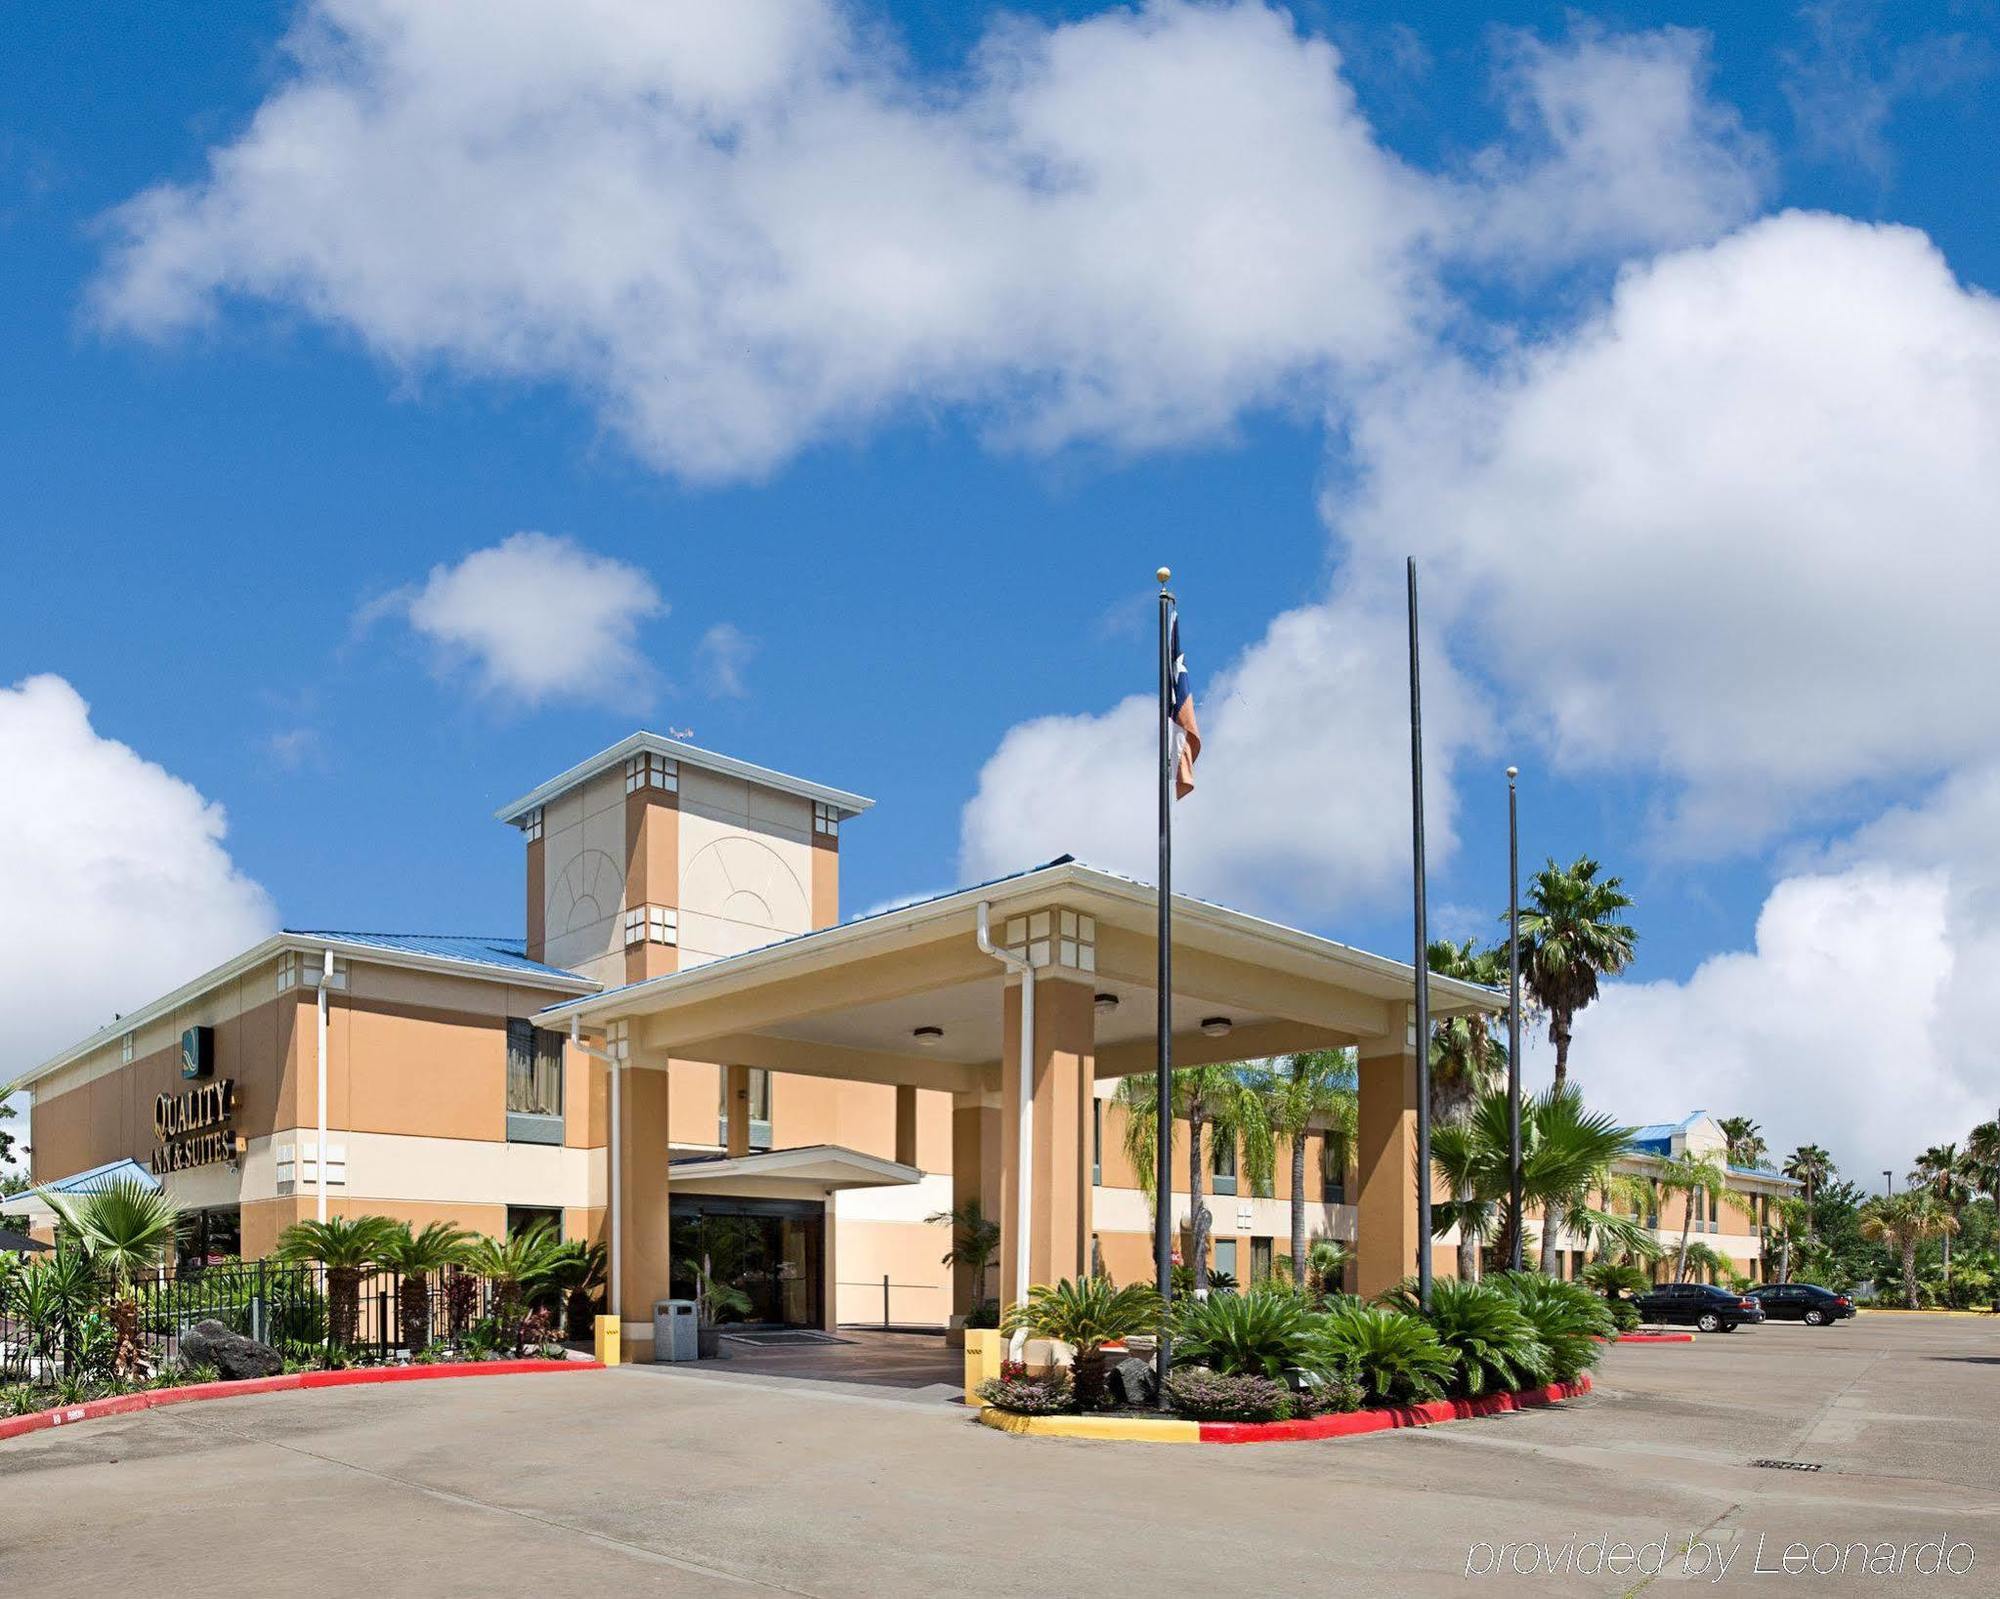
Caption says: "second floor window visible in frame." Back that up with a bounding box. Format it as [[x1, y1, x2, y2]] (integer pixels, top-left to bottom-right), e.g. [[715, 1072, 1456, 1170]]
[[1321, 1139, 1345, 1205], [1211, 1134, 1238, 1196], [506, 1019, 563, 1119]]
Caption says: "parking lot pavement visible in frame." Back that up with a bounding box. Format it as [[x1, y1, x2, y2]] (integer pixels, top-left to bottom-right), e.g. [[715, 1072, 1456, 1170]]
[[2, 1312, 1996, 1597]]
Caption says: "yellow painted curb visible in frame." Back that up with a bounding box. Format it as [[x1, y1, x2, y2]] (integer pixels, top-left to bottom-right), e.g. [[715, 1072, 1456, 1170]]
[[978, 1406, 1200, 1443], [1859, 1307, 1996, 1318]]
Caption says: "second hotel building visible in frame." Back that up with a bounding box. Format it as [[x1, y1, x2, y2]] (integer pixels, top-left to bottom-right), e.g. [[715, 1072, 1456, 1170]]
[[21, 733, 1365, 1330]]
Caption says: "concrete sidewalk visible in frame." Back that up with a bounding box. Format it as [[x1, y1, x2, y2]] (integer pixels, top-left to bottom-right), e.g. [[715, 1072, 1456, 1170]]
[[3, 1312, 1996, 1596]]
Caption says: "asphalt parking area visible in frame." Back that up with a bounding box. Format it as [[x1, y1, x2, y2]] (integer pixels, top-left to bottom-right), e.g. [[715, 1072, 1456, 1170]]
[[2, 1313, 1994, 1597]]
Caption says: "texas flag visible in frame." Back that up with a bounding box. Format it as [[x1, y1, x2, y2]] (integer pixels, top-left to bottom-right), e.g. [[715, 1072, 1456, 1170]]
[[1169, 610, 1201, 798]]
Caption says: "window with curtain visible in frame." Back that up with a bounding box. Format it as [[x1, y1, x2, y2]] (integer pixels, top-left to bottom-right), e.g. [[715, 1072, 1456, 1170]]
[[1211, 1134, 1238, 1196], [506, 1019, 564, 1119]]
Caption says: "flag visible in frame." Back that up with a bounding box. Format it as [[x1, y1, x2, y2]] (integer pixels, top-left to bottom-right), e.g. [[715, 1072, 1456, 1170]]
[[1168, 609, 1201, 798]]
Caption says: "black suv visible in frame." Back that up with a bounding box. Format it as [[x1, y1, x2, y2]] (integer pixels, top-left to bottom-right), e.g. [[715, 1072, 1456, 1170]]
[[1632, 1282, 1765, 1332], [1746, 1283, 1855, 1325]]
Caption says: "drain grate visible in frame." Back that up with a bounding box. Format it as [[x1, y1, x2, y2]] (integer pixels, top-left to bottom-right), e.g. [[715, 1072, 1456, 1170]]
[[721, 1330, 854, 1348], [1750, 1459, 1823, 1472]]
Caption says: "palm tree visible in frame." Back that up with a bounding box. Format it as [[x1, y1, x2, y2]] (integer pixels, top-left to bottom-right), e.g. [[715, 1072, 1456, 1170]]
[[1681, 1240, 1729, 1285], [1783, 1144, 1835, 1220], [1430, 1084, 1637, 1275], [1860, 1191, 1959, 1307], [540, 1238, 609, 1341], [1002, 1277, 1163, 1409], [1965, 1115, 2000, 1200], [46, 1179, 182, 1374], [1256, 1051, 1357, 1290], [461, 1221, 568, 1349], [1114, 1065, 1271, 1292], [1764, 1195, 1811, 1284], [1717, 1117, 1766, 1168], [1426, 942, 1508, 1122], [374, 1222, 474, 1352], [1653, 1150, 1749, 1282], [1909, 1144, 1973, 1282], [926, 1200, 1001, 1312], [275, 1214, 401, 1349]]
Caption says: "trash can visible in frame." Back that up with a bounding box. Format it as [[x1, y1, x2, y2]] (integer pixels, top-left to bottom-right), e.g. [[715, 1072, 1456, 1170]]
[[653, 1298, 700, 1363]]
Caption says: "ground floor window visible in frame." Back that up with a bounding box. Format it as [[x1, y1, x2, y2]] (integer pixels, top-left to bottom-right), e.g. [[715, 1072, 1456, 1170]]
[[507, 1205, 562, 1239], [1250, 1235, 1273, 1284], [1213, 1238, 1239, 1283], [670, 1198, 823, 1328], [176, 1206, 241, 1271]]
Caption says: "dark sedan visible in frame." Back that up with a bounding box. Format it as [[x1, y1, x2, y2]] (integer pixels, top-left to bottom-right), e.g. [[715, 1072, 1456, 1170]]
[[1746, 1283, 1855, 1325], [1632, 1282, 1766, 1332]]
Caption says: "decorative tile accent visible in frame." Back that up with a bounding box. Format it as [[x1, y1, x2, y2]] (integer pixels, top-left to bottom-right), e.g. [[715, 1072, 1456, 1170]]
[[625, 753, 679, 794], [1004, 905, 1097, 974]]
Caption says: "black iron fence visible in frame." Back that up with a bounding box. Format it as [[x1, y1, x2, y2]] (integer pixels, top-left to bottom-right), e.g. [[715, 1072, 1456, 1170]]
[[1, 1260, 501, 1384]]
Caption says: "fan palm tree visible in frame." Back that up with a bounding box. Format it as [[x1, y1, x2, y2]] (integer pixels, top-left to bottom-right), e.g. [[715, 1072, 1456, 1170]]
[[1430, 1084, 1637, 1275], [1653, 1150, 1749, 1282], [46, 1179, 182, 1374], [1965, 1115, 2000, 1201], [275, 1214, 401, 1349], [1255, 1050, 1357, 1290], [1717, 1117, 1766, 1168], [1764, 1195, 1811, 1284], [1426, 942, 1508, 1122], [1114, 1065, 1271, 1292], [1909, 1144, 1973, 1283], [374, 1222, 474, 1351], [1860, 1191, 1959, 1307], [1783, 1144, 1835, 1221]]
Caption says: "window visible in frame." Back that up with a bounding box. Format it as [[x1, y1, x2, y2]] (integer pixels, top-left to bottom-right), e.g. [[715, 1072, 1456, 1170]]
[[1251, 1236, 1274, 1284], [1092, 1099, 1103, 1186], [624, 904, 678, 947], [506, 1019, 564, 1144], [176, 1206, 241, 1271], [1213, 1238, 1238, 1282], [121, 1031, 134, 1064], [813, 801, 840, 837], [625, 752, 678, 794], [521, 806, 543, 843], [1210, 1134, 1238, 1196], [1320, 1138, 1345, 1205], [717, 1067, 773, 1151], [507, 1205, 562, 1240]]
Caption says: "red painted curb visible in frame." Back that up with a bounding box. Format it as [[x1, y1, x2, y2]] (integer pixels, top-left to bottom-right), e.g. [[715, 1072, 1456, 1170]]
[[1196, 1373, 1592, 1444], [1609, 1332, 1695, 1344], [0, 1358, 600, 1444]]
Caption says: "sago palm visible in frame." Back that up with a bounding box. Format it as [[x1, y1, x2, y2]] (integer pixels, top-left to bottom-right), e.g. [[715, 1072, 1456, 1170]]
[[275, 1214, 402, 1349], [374, 1222, 474, 1351], [462, 1221, 568, 1348], [47, 1179, 181, 1374], [1003, 1277, 1163, 1409]]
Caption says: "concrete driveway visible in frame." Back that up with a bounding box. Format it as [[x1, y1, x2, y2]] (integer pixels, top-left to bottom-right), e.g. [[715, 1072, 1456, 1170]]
[[3, 1312, 1995, 1597]]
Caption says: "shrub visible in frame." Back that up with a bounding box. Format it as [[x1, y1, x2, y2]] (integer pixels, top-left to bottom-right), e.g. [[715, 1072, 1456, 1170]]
[[1607, 1299, 1641, 1333], [1294, 1364, 1365, 1415], [1303, 1303, 1455, 1406], [1164, 1366, 1292, 1423], [976, 1370, 1074, 1414], [1382, 1278, 1552, 1397], [1170, 1287, 1317, 1378], [966, 1297, 1000, 1331], [1003, 1278, 1163, 1410], [1486, 1272, 1615, 1382]]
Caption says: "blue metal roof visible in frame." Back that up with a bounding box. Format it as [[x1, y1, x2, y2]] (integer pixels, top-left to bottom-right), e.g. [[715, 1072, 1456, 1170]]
[[41, 1157, 160, 1194], [1730, 1164, 1801, 1186], [285, 931, 587, 982]]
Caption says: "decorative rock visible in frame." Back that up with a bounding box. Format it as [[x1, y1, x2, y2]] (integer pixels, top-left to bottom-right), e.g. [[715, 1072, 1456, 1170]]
[[178, 1318, 283, 1381], [1109, 1356, 1158, 1407]]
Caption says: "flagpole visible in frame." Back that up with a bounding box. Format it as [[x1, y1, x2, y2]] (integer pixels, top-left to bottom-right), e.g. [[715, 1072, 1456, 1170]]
[[1507, 766, 1524, 1272], [1407, 558, 1434, 1310], [1154, 566, 1175, 1405]]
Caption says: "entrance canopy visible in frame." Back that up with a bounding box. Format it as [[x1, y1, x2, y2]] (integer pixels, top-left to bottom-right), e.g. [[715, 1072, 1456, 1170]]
[[540, 857, 1499, 1083], [669, 1144, 922, 1194]]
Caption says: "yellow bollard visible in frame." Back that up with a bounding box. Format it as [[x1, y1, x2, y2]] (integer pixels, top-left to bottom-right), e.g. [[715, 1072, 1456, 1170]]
[[594, 1313, 621, 1367], [963, 1327, 1004, 1403]]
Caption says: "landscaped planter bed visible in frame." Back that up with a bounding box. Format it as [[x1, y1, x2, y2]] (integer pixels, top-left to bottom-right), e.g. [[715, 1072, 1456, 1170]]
[[0, 1357, 600, 1445], [979, 1372, 1591, 1444]]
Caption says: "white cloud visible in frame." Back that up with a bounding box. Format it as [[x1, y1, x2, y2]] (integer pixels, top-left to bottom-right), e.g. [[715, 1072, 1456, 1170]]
[[961, 593, 1487, 918], [1458, 26, 1770, 271], [376, 532, 664, 709], [1560, 763, 2000, 1181], [0, 676, 276, 1099], [90, 3, 1762, 483], [1335, 210, 2000, 848], [696, 622, 756, 700]]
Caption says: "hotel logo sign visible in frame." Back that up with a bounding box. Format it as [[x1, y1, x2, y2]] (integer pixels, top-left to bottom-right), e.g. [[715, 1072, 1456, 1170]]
[[152, 1078, 238, 1174]]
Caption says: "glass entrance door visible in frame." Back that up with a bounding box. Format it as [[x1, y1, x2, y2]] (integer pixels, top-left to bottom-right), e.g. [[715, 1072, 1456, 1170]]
[[670, 1200, 824, 1329]]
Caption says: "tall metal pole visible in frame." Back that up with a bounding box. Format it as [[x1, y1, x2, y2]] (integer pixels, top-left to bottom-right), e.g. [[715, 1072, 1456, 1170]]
[[1507, 767, 1524, 1272], [1154, 567, 1176, 1401], [1407, 558, 1433, 1308]]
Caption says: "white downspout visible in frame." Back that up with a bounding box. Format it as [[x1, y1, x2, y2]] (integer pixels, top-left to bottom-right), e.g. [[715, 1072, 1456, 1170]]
[[316, 948, 331, 1222], [975, 903, 1034, 1357], [571, 1017, 623, 1321]]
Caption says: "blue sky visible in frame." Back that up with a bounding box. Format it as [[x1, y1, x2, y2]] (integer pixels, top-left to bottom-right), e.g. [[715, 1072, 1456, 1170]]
[[4, 1, 1997, 1179]]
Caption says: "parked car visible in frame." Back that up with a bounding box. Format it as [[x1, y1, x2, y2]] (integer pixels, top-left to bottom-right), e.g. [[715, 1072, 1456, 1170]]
[[1745, 1283, 1855, 1325], [1632, 1282, 1765, 1332]]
